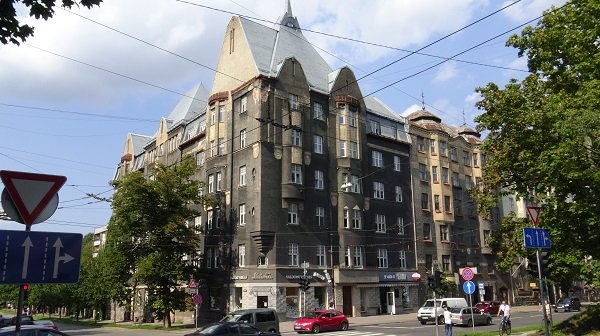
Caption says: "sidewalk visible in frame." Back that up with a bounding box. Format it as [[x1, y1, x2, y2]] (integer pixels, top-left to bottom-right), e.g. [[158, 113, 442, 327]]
[[279, 305, 542, 333]]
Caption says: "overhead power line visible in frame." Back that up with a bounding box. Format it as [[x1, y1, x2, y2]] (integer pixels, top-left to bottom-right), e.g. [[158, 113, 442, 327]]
[[174, 0, 529, 74]]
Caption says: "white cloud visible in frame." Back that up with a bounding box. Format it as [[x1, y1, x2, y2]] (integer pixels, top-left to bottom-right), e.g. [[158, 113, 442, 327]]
[[434, 61, 458, 82], [501, 0, 567, 23], [464, 92, 481, 105], [401, 104, 422, 117]]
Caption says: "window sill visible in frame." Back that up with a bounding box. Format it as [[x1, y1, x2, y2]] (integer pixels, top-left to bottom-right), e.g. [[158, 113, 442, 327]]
[[423, 239, 433, 243]]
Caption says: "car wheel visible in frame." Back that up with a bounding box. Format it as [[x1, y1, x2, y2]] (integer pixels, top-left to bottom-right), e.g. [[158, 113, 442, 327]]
[[312, 324, 320, 334], [467, 319, 474, 327], [487, 317, 492, 325], [438, 316, 444, 325], [420, 321, 427, 325], [340, 322, 349, 331]]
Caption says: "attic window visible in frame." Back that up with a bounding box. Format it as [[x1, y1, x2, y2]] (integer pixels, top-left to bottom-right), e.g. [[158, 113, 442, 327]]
[[229, 28, 235, 54]]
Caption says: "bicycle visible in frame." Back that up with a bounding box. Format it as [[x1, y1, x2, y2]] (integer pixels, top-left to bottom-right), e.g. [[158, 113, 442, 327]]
[[499, 317, 511, 336]]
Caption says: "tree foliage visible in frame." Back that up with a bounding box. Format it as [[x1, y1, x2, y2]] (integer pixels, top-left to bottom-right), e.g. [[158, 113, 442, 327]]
[[107, 156, 210, 327], [0, 0, 102, 45], [474, 0, 600, 288]]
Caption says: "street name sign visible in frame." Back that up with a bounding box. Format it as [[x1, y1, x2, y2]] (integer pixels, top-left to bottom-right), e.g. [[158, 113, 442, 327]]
[[0, 230, 83, 284], [523, 227, 551, 249], [0, 171, 66, 225], [463, 280, 476, 295]]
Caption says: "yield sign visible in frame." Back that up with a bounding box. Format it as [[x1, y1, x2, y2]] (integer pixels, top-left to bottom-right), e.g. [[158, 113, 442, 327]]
[[526, 206, 541, 227], [0, 170, 66, 225]]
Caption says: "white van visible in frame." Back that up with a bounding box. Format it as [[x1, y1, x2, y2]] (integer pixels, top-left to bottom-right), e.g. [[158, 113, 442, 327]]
[[417, 298, 468, 324]]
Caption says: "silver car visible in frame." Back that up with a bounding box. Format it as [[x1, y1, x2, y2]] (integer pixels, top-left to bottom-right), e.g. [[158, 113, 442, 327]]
[[449, 307, 492, 327]]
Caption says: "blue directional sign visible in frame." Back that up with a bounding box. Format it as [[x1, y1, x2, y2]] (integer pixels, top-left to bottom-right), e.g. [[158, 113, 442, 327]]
[[523, 227, 551, 249], [0, 230, 82, 284], [463, 280, 476, 294]]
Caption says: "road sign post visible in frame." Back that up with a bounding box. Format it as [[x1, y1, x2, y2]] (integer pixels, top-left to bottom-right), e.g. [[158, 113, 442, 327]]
[[523, 228, 551, 249], [0, 230, 83, 284], [526, 206, 541, 227], [0, 171, 66, 225]]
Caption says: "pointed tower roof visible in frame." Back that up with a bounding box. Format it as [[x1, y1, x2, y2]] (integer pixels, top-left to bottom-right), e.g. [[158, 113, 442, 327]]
[[238, 0, 331, 93], [277, 0, 301, 30]]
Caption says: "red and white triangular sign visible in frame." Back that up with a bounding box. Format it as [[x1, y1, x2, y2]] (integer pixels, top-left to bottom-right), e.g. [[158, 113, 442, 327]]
[[526, 206, 542, 227], [0, 170, 66, 225]]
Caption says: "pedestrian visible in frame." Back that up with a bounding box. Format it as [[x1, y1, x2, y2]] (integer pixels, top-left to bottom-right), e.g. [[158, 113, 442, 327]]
[[444, 306, 453, 336]]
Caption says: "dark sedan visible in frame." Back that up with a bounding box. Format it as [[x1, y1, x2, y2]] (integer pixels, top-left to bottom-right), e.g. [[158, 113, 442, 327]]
[[185, 322, 280, 336]]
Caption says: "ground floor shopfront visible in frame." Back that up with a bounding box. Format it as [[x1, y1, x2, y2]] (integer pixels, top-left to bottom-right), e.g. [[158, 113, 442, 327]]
[[228, 268, 421, 319]]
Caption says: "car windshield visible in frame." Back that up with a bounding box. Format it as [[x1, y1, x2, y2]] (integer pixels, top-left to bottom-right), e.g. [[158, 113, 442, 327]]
[[220, 314, 241, 322], [197, 324, 224, 334], [557, 298, 570, 304], [303, 312, 322, 318], [422, 300, 442, 308]]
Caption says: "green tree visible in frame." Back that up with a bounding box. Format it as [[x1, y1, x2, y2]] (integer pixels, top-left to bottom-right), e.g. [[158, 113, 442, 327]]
[[108, 156, 210, 327], [473, 0, 600, 289], [1, 0, 102, 45]]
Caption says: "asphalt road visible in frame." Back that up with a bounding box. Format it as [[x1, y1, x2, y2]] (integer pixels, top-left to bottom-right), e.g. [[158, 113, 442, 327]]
[[54, 309, 578, 336], [283, 311, 577, 336]]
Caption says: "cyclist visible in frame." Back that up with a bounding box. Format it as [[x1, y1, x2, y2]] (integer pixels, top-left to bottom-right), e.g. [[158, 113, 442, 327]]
[[498, 300, 511, 327]]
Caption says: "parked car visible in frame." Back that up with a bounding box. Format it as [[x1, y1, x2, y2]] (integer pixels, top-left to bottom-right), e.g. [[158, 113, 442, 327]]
[[554, 297, 581, 312], [417, 298, 468, 325], [33, 320, 58, 330], [475, 301, 501, 315], [9, 316, 33, 326], [220, 308, 279, 333], [294, 310, 349, 334], [185, 322, 279, 336], [0, 319, 10, 328], [449, 307, 493, 327], [0, 325, 70, 336]]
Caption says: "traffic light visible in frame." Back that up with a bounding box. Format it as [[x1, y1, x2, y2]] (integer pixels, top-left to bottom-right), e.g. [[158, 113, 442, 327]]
[[427, 276, 435, 289], [434, 270, 442, 289], [23, 284, 29, 302], [527, 253, 539, 278], [540, 252, 550, 277], [298, 278, 311, 292]]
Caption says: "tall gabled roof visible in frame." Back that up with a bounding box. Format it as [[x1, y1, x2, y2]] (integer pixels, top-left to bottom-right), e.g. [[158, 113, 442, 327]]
[[239, 14, 332, 93], [365, 96, 406, 123], [165, 83, 208, 128], [130, 133, 152, 156]]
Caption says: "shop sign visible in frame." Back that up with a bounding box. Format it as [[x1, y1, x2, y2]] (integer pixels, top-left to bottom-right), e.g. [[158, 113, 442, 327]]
[[379, 271, 418, 282], [252, 272, 273, 280]]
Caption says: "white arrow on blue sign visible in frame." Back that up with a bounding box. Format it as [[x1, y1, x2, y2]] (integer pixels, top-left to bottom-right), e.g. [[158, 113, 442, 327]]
[[0, 229, 82, 284], [523, 228, 551, 249], [463, 280, 476, 295]]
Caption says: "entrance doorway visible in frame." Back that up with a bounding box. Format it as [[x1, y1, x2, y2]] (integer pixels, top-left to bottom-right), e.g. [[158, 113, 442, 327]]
[[257, 296, 268, 308], [342, 286, 352, 316]]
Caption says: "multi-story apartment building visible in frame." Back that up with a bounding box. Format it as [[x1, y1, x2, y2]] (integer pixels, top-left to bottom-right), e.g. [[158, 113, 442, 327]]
[[113, 2, 526, 323], [92, 225, 108, 258], [114, 3, 419, 320], [406, 107, 510, 302]]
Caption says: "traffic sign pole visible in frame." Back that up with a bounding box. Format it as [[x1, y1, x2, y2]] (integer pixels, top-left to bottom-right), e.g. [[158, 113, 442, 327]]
[[15, 224, 31, 333], [536, 249, 550, 336]]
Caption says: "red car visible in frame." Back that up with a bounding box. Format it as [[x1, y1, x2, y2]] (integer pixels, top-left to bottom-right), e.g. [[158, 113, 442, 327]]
[[475, 301, 501, 315], [293, 310, 349, 334]]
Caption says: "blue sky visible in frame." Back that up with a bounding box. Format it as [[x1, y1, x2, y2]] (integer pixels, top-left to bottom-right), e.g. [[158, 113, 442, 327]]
[[0, 0, 565, 235]]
